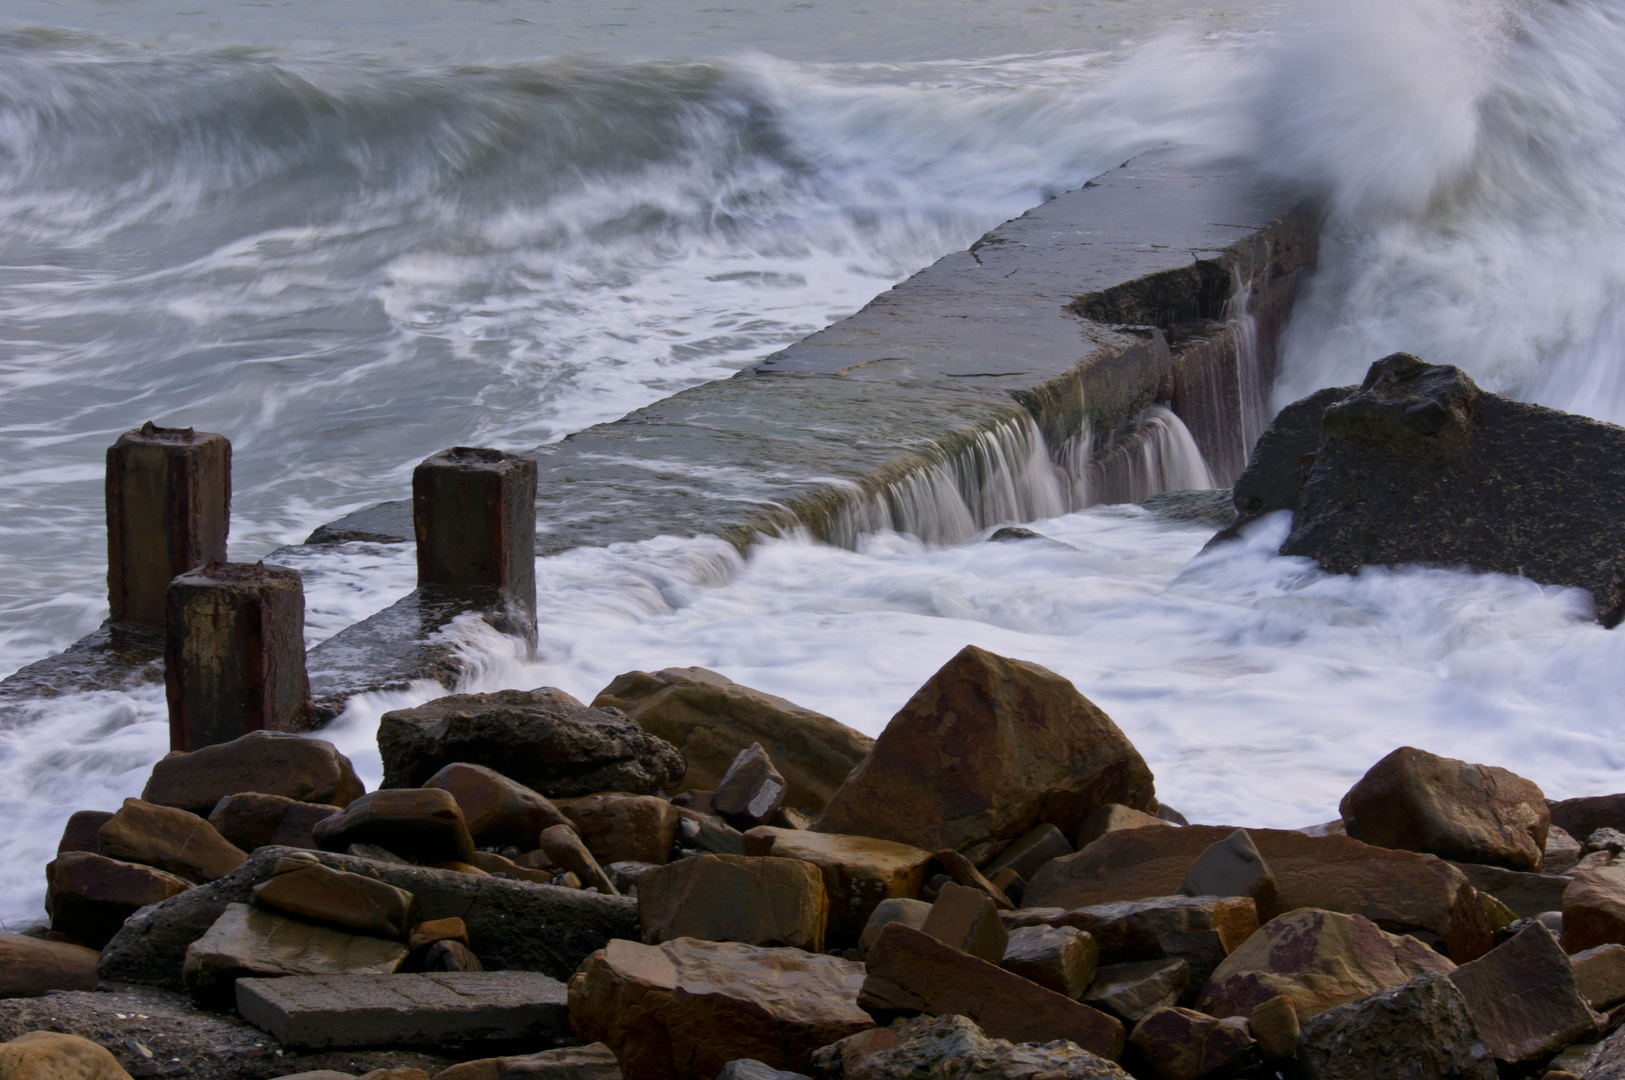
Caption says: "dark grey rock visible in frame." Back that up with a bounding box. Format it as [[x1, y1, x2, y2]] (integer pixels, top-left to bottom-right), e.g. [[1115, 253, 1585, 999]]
[[377, 688, 684, 795], [99, 845, 638, 991], [1299, 972, 1496, 1080], [303, 501, 413, 545], [1553, 796, 1625, 846], [1588, 829, 1625, 856], [1080, 958, 1189, 1022], [1450, 861, 1572, 920], [1209, 384, 1356, 545]]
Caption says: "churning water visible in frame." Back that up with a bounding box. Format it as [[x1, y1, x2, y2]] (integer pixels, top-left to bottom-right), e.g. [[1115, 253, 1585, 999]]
[[4, 0, 1625, 924]]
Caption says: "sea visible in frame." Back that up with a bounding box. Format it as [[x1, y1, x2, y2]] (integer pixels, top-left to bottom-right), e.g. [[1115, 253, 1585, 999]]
[[2, 0, 1623, 925]]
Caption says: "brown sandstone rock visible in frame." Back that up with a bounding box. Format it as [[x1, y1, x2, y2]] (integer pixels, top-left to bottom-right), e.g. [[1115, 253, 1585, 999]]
[[1082, 959, 1189, 1022], [567, 937, 871, 1079], [1196, 908, 1455, 1021], [45, 851, 191, 948], [1076, 805, 1167, 849], [142, 730, 364, 813], [983, 823, 1073, 882], [1573, 944, 1625, 1010], [558, 795, 678, 866], [1001, 924, 1098, 999], [1449, 920, 1599, 1065], [0, 934, 99, 999], [592, 667, 872, 811], [1126, 1007, 1253, 1080], [1025, 824, 1493, 961], [1246, 994, 1298, 1059], [421, 940, 483, 972], [537, 825, 618, 896], [921, 882, 1008, 963], [1450, 860, 1571, 920], [407, 917, 468, 952], [0, 1030, 133, 1080], [742, 827, 932, 946], [207, 793, 340, 852], [1551, 794, 1625, 845], [181, 903, 407, 1000], [422, 763, 571, 849], [1178, 829, 1277, 914], [813, 647, 1154, 862], [711, 743, 788, 829], [252, 860, 414, 939], [432, 1042, 623, 1080], [932, 849, 1014, 909], [1340, 746, 1550, 872], [636, 854, 827, 950], [858, 899, 932, 958], [99, 799, 246, 883], [1297, 971, 1494, 1080], [1566, 865, 1625, 953], [860, 922, 1124, 1060], [1548, 827, 1583, 874], [815, 1014, 1132, 1080], [469, 851, 554, 885], [57, 811, 114, 855], [312, 789, 475, 866], [1008, 896, 1257, 992]]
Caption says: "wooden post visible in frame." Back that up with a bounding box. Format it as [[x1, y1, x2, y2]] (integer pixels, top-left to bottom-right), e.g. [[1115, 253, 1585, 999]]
[[412, 447, 537, 627], [165, 562, 309, 751], [106, 423, 230, 629]]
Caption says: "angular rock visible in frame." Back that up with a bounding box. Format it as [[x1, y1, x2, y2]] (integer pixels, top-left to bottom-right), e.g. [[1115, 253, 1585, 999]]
[[0, 934, 99, 998], [558, 794, 678, 866], [860, 923, 1124, 1060], [1009, 896, 1257, 993], [421, 763, 570, 849], [1568, 865, 1625, 953], [208, 793, 341, 852], [1178, 829, 1276, 916], [1081, 959, 1189, 1023], [1274, 354, 1625, 625], [742, 828, 932, 946], [237, 971, 568, 1048], [1298, 971, 1494, 1080], [567, 937, 872, 1080], [858, 899, 932, 958], [57, 811, 114, 855], [1575, 945, 1625, 1010], [433, 1043, 623, 1080], [536, 825, 617, 896], [983, 823, 1073, 883], [1450, 861, 1571, 920], [100, 846, 638, 991], [932, 848, 1014, 910], [921, 882, 1008, 963], [814, 1014, 1132, 1080], [1449, 921, 1598, 1065], [1001, 924, 1098, 1000], [636, 854, 827, 950], [0, 1031, 132, 1080], [252, 860, 414, 939], [1196, 908, 1455, 1021], [142, 731, 364, 814], [1077, 804, 1167, 849], [1552, 796, 1625, 847], [1210, 384, 1359, 542], [422, 939, 483, 972], [1025, 824, 1493, 961], [1550, 827, 1585, 875], [99, 798, 246, 883], [988, 867, 1025, 907], [1126, 1007, 1253, 1080], [182, 903, 408, 1000], [603, 861, 655, 894], [813, 647, 1155, 862], [46, 851, 191, 949], [378, 689, 684, 796], [592, 667, 872, 812], [1247, 995, 1297, 1059], [312, 789, 475, 866], [712, 744, 788, 829], [675, 807, 745, 857], [1340, 746, 1550, 872]]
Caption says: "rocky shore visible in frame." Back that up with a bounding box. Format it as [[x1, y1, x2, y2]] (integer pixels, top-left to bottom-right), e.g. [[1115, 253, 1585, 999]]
[[3, 621, 1623, 1080]]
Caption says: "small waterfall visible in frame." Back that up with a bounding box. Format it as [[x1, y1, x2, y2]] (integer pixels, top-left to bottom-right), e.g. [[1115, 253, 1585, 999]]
[[809, 404, 1214, 548], [1225, 276, 1272, 463]]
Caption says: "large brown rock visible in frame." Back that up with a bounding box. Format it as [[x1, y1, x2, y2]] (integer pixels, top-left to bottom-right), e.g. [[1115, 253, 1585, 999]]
[[1195, 908, 1455, 1021], [860, 922, 1124, 1060], [378, 688, 684, 796], [1000, 924, 1098, 999], [1025, 824, 1492, 961], [181, 903, 408, 1000], [567, 937, 872, 1080], [536, 825, 617, 896], [559, 795, 678, 866], [1340, 746, 1550, 872], [636, 854, 828, 951], [433, 1043, 623, 1080], [421, 763, 571, 849], [593, 667, 872, 812], [921, 882, 1008, 963], [742, 828, 932, 946], [1573, 944, 1625, 1010], [0, 935, 99, 999], [46, 851, 191, 949], [1551, 794, 1625, 844], [207, 793, 340, 852], [98, 799, 246, 883], [251, 859, 415, 939], [814, 1014, 1132, 1080], [1125, 1007, 1253, 1080], [1448, 921, 1599, 1065], [0, 1031, 133, 1080], [142, 731, 364, 814], [812, 646, 1155, 862], [1297, 971, 1495, 1080], [56, 811, 114, 855], [1565, 864, 1625, 953], [311, 788, 475, 865], [1008, 896, 1257, 993]]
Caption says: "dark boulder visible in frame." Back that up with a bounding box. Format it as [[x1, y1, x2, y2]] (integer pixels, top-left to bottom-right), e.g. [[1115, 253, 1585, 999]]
[[1210, 384, 1356, 543], [377, 688, 684, 796]]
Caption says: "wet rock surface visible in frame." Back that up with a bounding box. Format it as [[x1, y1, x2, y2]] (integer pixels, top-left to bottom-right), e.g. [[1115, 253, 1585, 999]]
[[142, 732, 364, 815], [1297, 971, 1495, 1080]]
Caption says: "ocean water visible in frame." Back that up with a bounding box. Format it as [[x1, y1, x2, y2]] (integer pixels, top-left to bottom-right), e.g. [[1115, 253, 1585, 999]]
[[3, 0, 1625, 925]]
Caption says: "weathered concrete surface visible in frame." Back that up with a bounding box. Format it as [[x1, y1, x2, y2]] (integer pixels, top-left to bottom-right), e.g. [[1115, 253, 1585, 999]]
[[236, 972, 570, 1049]]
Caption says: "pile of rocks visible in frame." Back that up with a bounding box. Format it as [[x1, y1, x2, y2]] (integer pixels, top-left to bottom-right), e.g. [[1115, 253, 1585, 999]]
[[4, 647, 1625, 1080]]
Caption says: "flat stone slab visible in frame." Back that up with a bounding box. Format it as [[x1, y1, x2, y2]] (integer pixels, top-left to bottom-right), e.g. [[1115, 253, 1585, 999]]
[[236, 971, 571, 1049]]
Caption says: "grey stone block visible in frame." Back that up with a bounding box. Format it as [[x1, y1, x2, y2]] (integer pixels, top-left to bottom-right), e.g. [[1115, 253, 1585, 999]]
[[236, 971, 570, 1049]]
